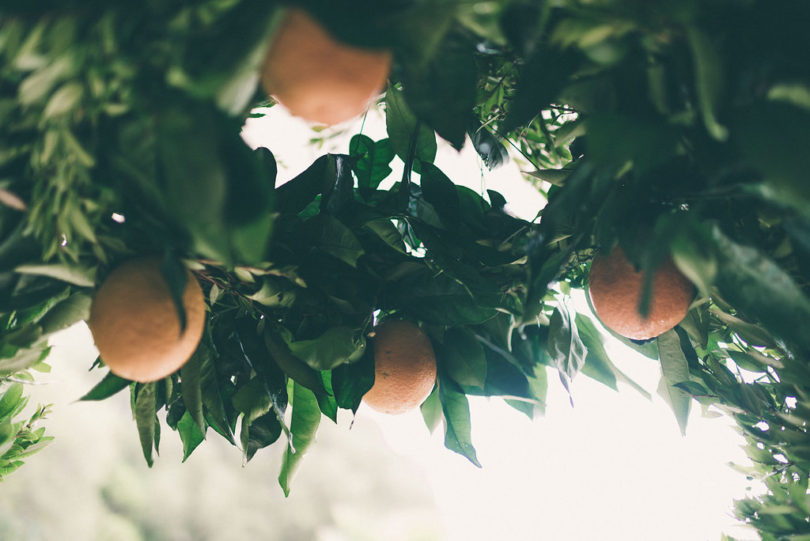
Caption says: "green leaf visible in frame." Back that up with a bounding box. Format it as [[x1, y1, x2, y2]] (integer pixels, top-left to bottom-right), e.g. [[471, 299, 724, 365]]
[[331, 346, 374, 413], [37, 292, 91, 335], [584, 288, 659, 359], [438, 375, 481, 467], [0, 420, 17, 451], [14, 263, 95, 287], [419, 163, 461, 228], [12, 438, 53, 460], [264, 329, 325, 395], [686, 26, 728, 141], [315, 376, 338, 424], [727, 350, 768, 373], [79, 370, 130, 401], [575, 314, 617, 391], [401, 29, 477, 149], [2, 323, 43, 349], [232, 377, 272, 421], [393, 270, 498, 326], [181, 347, 206, 434], [440, 327, 487, 389], [279, 383, 321, 496], [0, 346, 51, 377], [199, 347, 235, 445], [177, 410, 205, 462], [157, 106, 229, 262], [233, 376, 280, 462], [363, 218, 407, 254], [248, 277, 297, 308], [0, 384, 23, 422], [733, 102, 810, 218], [134, 383, 157, 467], [575, 313, 650, 398], [275, 155, 334, 214], [546, 305, 586, 393], [288, 326, 366, 371], [711, 225, 810, 352], [503, 46, 580, 130], [234, 318, 289, 415], [241, 411, 282, 462], [586, 114, 681, 173], [350, 135, 394, 196], [308, 215, 364, 268], [420, 386, 442, 433], [657, 330, 691, 436], [160, 253, 189, 333], [43, 81, 82, 118], [385, 85, 437, 169]]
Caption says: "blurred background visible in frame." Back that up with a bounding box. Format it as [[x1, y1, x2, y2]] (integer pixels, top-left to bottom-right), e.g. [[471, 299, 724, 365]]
[[0, 107, 760, 541]]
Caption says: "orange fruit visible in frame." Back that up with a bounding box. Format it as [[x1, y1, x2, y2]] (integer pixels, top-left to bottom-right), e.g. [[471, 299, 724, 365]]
[[88, 256, 205, 382], [363, 320, 437, 415], [588, 245, 694, 340], [260, 8, 391, 125]]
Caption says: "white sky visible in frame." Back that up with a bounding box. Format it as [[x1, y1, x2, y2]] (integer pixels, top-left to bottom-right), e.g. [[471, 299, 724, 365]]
[[243, 106, 761, 541]]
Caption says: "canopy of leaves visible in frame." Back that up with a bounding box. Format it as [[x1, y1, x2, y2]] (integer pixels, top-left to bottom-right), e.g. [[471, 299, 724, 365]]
[[2, 1, 810, 537]]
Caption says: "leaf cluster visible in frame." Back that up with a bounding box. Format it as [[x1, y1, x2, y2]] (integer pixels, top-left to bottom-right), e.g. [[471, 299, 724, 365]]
[[2, 2, 810, 537]]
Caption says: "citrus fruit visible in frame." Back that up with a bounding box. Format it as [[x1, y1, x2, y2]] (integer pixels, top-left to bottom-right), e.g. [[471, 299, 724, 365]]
[[88, 256, 205, 382], [363, 320, 437, 415], [588, 245, 694, 340], [260, 8, 391, 125]]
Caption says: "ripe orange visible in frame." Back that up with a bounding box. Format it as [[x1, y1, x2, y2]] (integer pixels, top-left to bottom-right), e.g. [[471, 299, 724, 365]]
[[88, 256, 205, 382], [260, 8, 391, 125], [363, 320, 437, 415], [588, 245, 694, 340]]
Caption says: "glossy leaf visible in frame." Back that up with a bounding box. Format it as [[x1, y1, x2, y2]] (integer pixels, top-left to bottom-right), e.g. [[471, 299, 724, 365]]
[[278, 382, 321, 496], [177, 410, 205, 462], [331, 346, 374, 413], [350, 135, 394, 196], [79, 370, 130, 401], [385, 85, 437, 168]]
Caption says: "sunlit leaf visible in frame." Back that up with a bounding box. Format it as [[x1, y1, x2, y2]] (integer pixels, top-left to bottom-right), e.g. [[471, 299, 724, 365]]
[[278, 382, 321, 496]]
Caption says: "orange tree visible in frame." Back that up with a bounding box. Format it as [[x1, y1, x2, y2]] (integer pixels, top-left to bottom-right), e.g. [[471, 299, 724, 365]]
[[2, 1, 810, 537]]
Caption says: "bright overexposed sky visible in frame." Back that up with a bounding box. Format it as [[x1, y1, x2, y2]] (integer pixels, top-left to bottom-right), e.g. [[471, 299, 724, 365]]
[[242, 105, 760, 541]]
